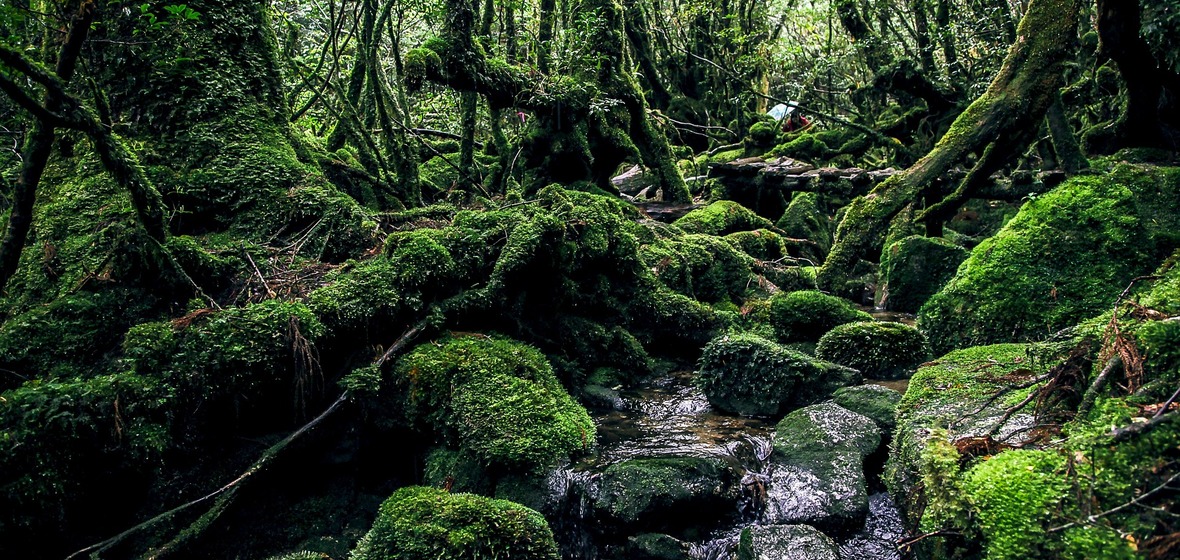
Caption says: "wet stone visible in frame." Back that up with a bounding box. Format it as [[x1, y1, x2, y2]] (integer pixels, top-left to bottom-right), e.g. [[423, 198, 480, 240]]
[[737, 524, 840, 560]]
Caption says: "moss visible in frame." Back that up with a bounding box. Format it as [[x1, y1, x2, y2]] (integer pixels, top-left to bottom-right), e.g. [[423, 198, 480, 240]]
[[768, 290, 873, 343], [0, 372, 170, 540], [641, 233, 755, 304], [877, 235, 968, 313], [673, 200, 775, 236], [916, 432, 968, 535], [961, 450, 1071, 560], [815, 321, 930, 379], [747, 121, 777, 147], [1138, 320, 1180, 385], [350, 486, 558, 560], [422, 448, 493, 495], [0, 287, 158, 383], [123, 300, 325, 430], [392, 335, 594, 470], [696, 332, 860, 417], [769, 133, 830, 162], [724, 229, 789, 262], [775, 191, 832, 265], [737, 524, 840, 560], [593, 456, 737, 527], [831, 384, 902, 432], [918, 165, 1179, 355]]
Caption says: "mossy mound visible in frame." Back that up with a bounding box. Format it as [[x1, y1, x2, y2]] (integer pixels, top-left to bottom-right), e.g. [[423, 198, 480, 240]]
[[673, 200, 775, 236], [641, 232, 755, 304], [697, 332, 861, 417], [725, 229, 791, 262], [350, 486, 559, 560], [768, 290, 873, 343], [815, 321, 930, 380], [775, 191, 832, 265], [392, 334, 594, 470], [877, 235, 968, 313], [918, 164, 1180, 355], [593, 456, 739, 529]]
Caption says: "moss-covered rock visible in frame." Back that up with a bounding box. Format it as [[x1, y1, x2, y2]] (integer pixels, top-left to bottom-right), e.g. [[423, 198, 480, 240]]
[[350, 486, 559, 560], [831, 384, 902, 433], [725, 229, 791, 262], [737, 524, 840, 560], [673, 200, 775, 236], [768, 290, 873, 343], [392, 335, 594, 470], [626, 533, 691, 560], [960, 450, 1071, 560], [765, 402, 882, 530], [877, 235, 968, 313], [918, 164, 1180, 355], [776, 191, 832, 265], [641, 233, 755, 304], [815, 321, 930, 380], [593, 456, 739, 529], [697, 332, 861, 417]]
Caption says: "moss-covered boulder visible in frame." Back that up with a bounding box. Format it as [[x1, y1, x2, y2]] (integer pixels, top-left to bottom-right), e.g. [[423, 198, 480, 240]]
[[725, 229, 791, 262], [593, 456, 739, 529], [831, 384, 902, 433], [776, 191, 832, 265], [877, 235, 968, 313], [815, 321, 930, 380], [697, 333, 861, 417], [769, 290, 873, 343], [392, 335, 594, 470], [641, 232, 755, 304], [765, 402, 882, 531], [737, 524, 840, 560], [350, 486, 559, 560], [918, 164, 1180, 355], [674, 200, 775, 236]]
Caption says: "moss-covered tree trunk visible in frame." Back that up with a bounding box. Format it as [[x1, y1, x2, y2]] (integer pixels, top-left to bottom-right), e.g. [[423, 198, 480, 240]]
[[412, 0, 690, 201], [817, 0, 1082, 295]]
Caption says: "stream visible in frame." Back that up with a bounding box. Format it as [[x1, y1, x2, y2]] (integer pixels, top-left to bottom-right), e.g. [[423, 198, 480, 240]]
[[544, 370, 905, 559]]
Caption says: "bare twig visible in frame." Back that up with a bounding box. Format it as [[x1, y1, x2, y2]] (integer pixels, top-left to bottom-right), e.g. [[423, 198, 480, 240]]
[[1049, 470, 1180, 533]]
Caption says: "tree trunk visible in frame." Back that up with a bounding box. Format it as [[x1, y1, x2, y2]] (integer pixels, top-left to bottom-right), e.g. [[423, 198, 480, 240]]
[[1095, 0, 1180, 150], [817, 0, 1083, 295]]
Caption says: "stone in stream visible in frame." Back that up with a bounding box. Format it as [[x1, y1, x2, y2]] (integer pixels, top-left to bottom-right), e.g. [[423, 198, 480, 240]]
[[831, 384, 902, 434], [697, 332, 861, 417], [763, 402, 882, 532], [736, 524, 840, 560], [626, 533, 692, 560], [593, 456, 740, 530]]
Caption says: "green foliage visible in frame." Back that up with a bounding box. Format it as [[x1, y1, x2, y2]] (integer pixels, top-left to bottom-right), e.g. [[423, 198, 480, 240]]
[[768, 290, 873, 343], [673, 200, 775, 236], [350, 486, 559, 560], [696, 332, 860, 417], [878, 235, 968, 313], [815, 321, 930, 379], [919, 165, 1180, 355], [640, 233, 755, 304], [392, 335, 594, 469]]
